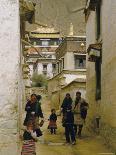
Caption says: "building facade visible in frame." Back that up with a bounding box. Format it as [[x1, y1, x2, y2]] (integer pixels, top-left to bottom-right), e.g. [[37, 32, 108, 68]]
[[26, 27, 62, 78], [48, 35, 86, 108], [85, 0, 116, 151], [56, 36, 86, 73]]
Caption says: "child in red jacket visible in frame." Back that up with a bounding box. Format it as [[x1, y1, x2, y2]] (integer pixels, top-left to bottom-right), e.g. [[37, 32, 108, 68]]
[[48, 109, 57, 134]]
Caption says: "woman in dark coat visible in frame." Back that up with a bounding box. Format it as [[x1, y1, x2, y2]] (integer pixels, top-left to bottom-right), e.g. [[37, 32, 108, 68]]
[[61, 93, 73, 126], [24, 94, 44, 137], [24, 94, 38, 126], [61, 93, 73, 115]]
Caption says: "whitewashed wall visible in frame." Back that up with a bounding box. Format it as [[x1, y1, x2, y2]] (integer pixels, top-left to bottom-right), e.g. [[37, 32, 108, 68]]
[[0, 0, 21, 155]]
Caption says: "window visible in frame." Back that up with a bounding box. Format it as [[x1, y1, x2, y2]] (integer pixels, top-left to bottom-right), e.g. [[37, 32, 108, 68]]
[[52, 64, 56, 69], [96, 0, 101, 40], [62, 58, 64, 69], [74, 55, 86, 69], [95, 58, 101, 100], [43, 64, 47, 71], [42, 40, 49, 46]]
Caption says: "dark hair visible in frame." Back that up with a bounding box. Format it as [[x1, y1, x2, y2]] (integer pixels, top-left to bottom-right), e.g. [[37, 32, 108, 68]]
[[66, 93, 70, 97], [51, 109, 55, 113], [36, 95, 42, 101], [76, 91, 81, 95], [31, 94, 37, 98]]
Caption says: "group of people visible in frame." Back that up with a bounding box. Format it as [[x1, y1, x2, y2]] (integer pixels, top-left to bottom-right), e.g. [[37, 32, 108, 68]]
[[21, 91, 88, 154], [47, 91, 88, 145], [61, 91, 88, 145]]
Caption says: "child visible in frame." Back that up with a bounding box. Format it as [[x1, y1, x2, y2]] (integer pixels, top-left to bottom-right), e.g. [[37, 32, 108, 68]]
[[21, 121, 37, 155], [63, 107, 76, 145], [48, 109, 57, 134]]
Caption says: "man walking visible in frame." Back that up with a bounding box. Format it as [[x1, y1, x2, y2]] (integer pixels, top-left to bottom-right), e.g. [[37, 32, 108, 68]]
[[73, 91, 88, 138]]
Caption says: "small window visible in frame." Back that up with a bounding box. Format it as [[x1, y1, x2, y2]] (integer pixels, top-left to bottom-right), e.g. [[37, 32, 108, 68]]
[[52, 64, 56, 69], [62, 58, 64, 69], [74, 55, 86, 69], [57, 62, 60, 73], [42, 41, 49, 46], [43, 64, 47, 71]]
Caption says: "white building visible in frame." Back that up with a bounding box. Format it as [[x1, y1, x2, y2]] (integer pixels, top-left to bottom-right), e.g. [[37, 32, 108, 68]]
[[26, 27, 62, 78]]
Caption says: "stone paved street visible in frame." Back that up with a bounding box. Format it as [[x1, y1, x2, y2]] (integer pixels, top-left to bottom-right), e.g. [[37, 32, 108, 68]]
[[35, 96, 114, 155]]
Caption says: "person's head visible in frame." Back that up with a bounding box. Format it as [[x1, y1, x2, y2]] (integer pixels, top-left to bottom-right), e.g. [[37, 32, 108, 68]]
[[36, 95, 42, 101], [66, 93, 71, 99], [31, 94, 37, 103], [26, 121, 34, 131], [76, 91, 81, 99], [51, 108, 56, 114]]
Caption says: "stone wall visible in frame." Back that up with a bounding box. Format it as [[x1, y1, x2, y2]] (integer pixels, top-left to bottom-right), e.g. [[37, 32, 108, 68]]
[[0, 0, 21, 155], [86, 0, 116, 151]]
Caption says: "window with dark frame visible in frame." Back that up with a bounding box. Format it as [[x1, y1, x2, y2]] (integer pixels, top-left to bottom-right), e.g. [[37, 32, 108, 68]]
[[43, 64, 47, 71], [52, 64, 56, 73], [62, 58, 64, 69], [57, 62, 60, 73], [74, 55, 86, 69]]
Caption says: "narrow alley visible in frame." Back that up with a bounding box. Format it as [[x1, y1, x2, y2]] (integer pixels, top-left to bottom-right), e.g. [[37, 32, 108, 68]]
[[0, 0, 116, 155], [35, 95, 114, 155]]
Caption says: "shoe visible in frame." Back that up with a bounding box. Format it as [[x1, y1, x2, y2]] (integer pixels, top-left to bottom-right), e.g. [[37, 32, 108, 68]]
[[72, 141, 76, 145]]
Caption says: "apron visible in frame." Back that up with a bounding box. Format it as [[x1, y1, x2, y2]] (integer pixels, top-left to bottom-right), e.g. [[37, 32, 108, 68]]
[[73, 102, 84, 125], [21, 140, 36, 155]]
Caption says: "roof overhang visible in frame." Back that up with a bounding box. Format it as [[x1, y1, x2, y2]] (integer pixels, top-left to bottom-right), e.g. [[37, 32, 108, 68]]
[[20, 1, 35, 24]]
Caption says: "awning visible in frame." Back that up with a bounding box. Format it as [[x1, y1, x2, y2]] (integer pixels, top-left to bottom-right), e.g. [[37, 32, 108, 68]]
[[87, 43, 102, 62], [87, 43, 102, 53]]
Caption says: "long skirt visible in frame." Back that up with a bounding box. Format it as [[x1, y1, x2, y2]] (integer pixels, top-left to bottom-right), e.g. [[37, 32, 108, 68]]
[[21, 140, 36, 155]]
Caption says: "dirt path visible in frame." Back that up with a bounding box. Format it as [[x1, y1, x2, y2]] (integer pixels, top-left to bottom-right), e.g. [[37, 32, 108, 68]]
[[36, 96, 114, 155]]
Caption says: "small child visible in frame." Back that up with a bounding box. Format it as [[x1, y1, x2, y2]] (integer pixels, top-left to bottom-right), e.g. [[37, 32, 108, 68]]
[[21, 121, 37, 155], [48, 109, 57, 134]]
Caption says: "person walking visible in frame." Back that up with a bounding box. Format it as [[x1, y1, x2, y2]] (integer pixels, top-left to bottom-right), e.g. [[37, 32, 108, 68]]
[[48, 109, 57, 134], [61, 93, 73, 127], [24, 94, 44, 137], [24, 94, 37, 126], [73, 91, 89, 138], [63, 106, 76, 145]]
